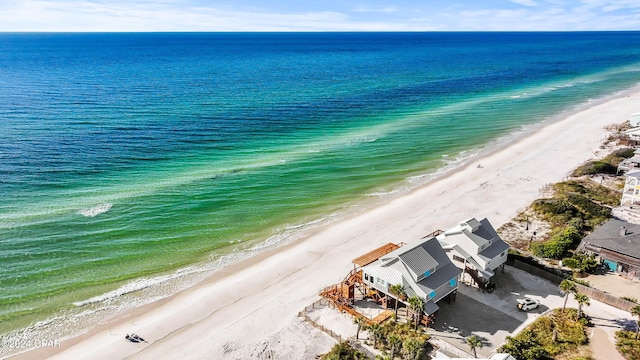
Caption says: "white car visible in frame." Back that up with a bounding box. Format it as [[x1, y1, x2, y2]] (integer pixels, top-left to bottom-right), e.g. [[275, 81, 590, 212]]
[[516, 297, 540, 311]]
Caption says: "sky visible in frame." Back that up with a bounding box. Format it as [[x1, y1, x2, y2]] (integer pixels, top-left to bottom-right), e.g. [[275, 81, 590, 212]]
[[0, 0, 639, 32]]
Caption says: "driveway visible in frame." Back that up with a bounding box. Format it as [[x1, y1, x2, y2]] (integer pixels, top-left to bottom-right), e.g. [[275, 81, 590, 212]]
[[430, 265, 633, 358]]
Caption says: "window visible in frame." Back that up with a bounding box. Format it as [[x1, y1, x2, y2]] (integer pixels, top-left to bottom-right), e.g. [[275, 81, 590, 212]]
[[429, 291, 436, 299], [424, 269, 431, 278], [364, 273, 370, 282], [449, 278, 457, 287], [377, 277, 385, 286], [501, 251, 506, 257]]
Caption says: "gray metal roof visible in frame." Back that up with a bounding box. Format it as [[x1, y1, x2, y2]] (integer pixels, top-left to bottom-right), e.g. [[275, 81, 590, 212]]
[[364, 236, 461, 314], [477, 218, 510, 260], [479, 239, 510, 261], [414, 262, 461, 296], [475, 218, 499, 242], [399, 245, 439, 277], [579, 219, 640, 259]]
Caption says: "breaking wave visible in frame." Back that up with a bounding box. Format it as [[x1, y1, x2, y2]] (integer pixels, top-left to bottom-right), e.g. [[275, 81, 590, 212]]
[[78, 203, 112, 217]]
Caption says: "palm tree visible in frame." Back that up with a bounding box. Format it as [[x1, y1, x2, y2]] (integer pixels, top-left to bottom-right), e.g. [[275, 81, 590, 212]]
[[389, 284, 406, 322], [354, 316, 366, 340], [574, 293, 590, 319], [407, 295, 425, 330], [559, 279, 577, 311], [387, 334, 402, 359], [402, 338, 422, 360], [368, 323, 382, 349], [465, 335, 483, 358], [631, 305, 640, 340]]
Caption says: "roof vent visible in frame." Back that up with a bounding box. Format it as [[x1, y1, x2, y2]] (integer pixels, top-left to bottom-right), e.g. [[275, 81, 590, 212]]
[[620, 226, 627, 236]]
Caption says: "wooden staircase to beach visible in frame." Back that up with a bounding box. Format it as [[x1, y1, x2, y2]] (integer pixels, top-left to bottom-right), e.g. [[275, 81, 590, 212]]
[[319, 269, 361, 317]]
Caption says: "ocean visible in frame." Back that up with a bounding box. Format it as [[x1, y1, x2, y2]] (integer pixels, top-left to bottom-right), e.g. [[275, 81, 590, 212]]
[[1, 31, 640, 349]]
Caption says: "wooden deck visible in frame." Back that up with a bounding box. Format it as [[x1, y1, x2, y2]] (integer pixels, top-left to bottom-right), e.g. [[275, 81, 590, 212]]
[[352, 242, 401, 267], [370, 309, 394, 325], [421, 229, 444, 239]]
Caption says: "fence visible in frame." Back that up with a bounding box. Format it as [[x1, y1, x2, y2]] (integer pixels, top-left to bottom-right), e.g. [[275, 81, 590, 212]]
[[298, 313, 343, 343], [510, 260, 636, 312], [298, 298, 377, 360], [511, 259, 564, 284], [574, 283, 637, 312]]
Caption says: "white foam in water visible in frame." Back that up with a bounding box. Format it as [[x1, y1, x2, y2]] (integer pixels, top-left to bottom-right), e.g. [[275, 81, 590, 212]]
[[78, 203, 112, 217], [73, 266, 200, 306]]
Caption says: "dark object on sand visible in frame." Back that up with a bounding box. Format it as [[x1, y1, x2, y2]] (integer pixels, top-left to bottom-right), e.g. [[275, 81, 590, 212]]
[[125, 334, 147, 343]]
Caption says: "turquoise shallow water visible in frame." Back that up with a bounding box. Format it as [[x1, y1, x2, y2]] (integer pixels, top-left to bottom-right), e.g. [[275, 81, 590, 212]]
[[1, 32, 640, 342]]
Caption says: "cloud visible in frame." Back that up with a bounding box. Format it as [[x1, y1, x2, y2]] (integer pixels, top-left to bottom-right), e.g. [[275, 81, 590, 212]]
[[0, 0, 639, 32], [508, 0, 540, 7], [352, 6, 398, 13]]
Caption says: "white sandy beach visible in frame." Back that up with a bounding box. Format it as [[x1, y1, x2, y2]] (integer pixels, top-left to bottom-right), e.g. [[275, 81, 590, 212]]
[[11, 88, 640, 360]]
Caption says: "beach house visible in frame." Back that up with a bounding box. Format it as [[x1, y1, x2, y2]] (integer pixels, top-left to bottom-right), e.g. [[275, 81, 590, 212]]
[[360, 237, 462, 318], [617, 149, 640, 174], [621, 170, 640, 205], [436, 218, 509, 290], [578, 218, 640, 280]]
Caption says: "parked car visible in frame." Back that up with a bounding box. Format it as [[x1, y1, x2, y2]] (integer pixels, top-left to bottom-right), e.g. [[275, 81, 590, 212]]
[[516, 297, 540, 311]]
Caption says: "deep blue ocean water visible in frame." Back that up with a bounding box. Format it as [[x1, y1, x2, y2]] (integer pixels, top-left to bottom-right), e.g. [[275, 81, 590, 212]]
[[1, 32, 640, 345]]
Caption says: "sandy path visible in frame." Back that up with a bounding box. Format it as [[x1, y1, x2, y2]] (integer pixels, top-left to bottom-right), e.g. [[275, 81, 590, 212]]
[[590, 327, 625, 360]]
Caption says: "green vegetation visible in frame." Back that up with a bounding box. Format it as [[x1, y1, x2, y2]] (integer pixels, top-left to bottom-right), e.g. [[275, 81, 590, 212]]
[[572, 147, 635, 176], [465, 335, 483, 358], [354, 316, 367, 340], [569, 277, 590, 287], [532, 180, 618, 228], [621, 296, 639, 304], [574, 293, 590, 319], [407, 295, 425, 331], [560, 280, 578, 310], [500, 309, 589, 360], [615, 330, 640, 360], [562, 252, 599, 274], [530, 179, 619, 259], [321, 341, 369, 360], [530, 226, 582, 259], [632, 305, 640, 341], [389, 284, 406, 322], [616, 305, 640, 360], [373, 321, 430, 360]]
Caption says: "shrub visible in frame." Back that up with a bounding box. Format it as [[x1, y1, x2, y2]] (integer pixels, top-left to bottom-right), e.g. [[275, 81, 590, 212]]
[[531, 227, 581, 259], [572, 160, 617, 176], [572, 147, 634, 176], [321, 342, 368, 360], [500, 309, 588, 360], [562, 252, 599, 273], [612, 148, 635, 159], [622, 296, 639, 304], [616, 330, 640, 360], [533, 181, 618, 228], [570, 277, 591, 287], [532, 198, 580, 226]]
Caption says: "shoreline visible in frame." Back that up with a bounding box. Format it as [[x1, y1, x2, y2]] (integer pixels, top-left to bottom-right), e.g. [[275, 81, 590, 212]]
[[8, 86, 640, 359]]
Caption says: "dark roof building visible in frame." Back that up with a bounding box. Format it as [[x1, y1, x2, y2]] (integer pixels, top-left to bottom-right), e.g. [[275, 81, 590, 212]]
[[578, 218, 640, 280]]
